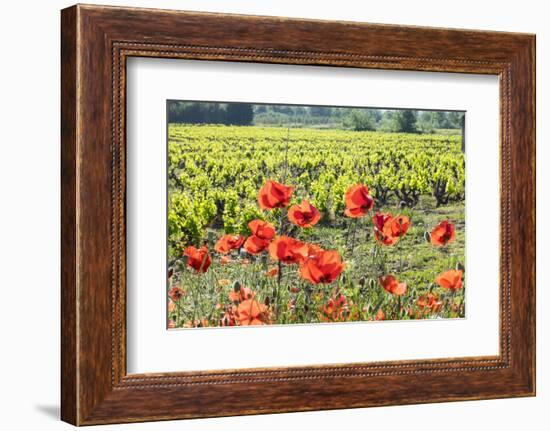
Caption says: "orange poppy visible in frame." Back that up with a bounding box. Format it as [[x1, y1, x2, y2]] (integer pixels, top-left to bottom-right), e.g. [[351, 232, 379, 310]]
[[258, 180, 294, 210], [248, 219, 276, 240], [344, 184, 375, 218], [168, 286, 185, 302], [167, 300, 176, 313], [372, 212, 410, 245], [372, 212, 399, 245], [435, 269, 463, 291], [167, 320, 176, 329], [375, 309, 385, 321], [430, 220, 456, 246], [214, 234, 244, 254], [417, 293, 443, 311], [379, 275, 407, 296], [236, 299, 269, 325], [266, 266, 279, 277], [220, 255, 231, 265], [183, 245, 212, 273], [268, 236, 309, 264], [304, 243, 323, 259], [390, 215, 410, 238], [243, 235, 270, 254], [229, 286, 254, 303], [288, 200, 321, 228], [299, 249, 345, 284], [320, 294, 349, 322]]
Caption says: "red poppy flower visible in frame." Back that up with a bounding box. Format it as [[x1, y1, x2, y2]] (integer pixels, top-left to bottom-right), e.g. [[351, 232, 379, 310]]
[[248, 219, 276, 240], [167, 300, 176, 313], [168, 286, 185, 302], [236, 299, 269, 325], [417, 293, 443, 311], [288, 200, 321, 228], [320, 294, 349, 322], [344, 184, 375, 218], [229, 286, 254, 303], [430, 220, 456, 246], [268, 236, 309, 264], [390, 215, 410, 238], [258, 180, 293, 210], [266, 266, 279, 277], [214, 234, 245, 254], [379, 274, 407, 296], [183, 245, 212, 273], [372, 212, 399, 246], [373, 212, 409, 245], [435, 269, 463, 291], [299, 250, 345, 284], [244, 235, 270, 254]]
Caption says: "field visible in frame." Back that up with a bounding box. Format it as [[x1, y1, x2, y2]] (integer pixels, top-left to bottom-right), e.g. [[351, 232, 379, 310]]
[[167, 124, 465, 328]]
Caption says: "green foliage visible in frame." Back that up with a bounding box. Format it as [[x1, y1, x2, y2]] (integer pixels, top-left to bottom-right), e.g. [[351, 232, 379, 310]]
[[344, 109, 377, 131], [168, 125, 464, 250]]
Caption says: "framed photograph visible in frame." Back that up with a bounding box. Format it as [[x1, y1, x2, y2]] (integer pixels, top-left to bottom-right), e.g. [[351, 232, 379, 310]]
[[61, 4, 535, 425]]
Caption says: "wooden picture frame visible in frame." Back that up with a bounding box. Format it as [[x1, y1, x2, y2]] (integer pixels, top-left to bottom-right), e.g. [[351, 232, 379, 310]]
[[61, 4, 535, 425]]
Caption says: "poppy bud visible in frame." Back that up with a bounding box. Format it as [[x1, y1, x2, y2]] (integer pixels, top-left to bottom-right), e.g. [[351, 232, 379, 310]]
[[424, 231, 431, 243], [232, 280, 241, 292], [368, 278, 377, 290], [358, 276, 366, 287], [456, 262, 465, 271], [264, 297, 271, 306]]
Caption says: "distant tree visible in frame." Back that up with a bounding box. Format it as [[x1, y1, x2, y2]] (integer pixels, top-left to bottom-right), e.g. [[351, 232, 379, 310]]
[[447, 112, 465, 129], [345, 109, 377, 131], [226, 103, 254, 125], [254, 105, 267, 114], [377, 110, 417, 133], [293, 106, 307, 116], [393, 110, 417, 133], [272, 105, 293, 114], [433, 112, 452, 129], [310, 106, 332, 117], [379, 111, 396, 132], [416, 111, 436, 133]]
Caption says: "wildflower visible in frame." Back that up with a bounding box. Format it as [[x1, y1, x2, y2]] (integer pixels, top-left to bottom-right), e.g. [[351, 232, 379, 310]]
[[258, 180, 293, 210], [268, 236, 309, 264], [168, 286, 185, 302], [248, 219, 276, 240], [379, 274, 407, 296], [320, 294, 349, 322], [244, 235, 270, 254], [236, 299, 269, 325], [288, 200, 321, 227], [183, 245, 212, 273], [344, 184, 375, 218], [299, 250, 345, 284], [214, 234, 244, 254], [435, 269, 463, 291], [417, 293, 443, 311], [266, 266, 279, 277], [430, 220, 456, 246], [372, 212, 399, 245]]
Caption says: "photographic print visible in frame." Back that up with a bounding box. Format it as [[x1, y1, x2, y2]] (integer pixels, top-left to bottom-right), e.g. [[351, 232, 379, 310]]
[[167, 101, 465, 329]]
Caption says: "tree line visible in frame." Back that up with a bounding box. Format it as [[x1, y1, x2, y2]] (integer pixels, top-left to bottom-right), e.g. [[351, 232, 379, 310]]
[[168, 101, 464, 134]]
